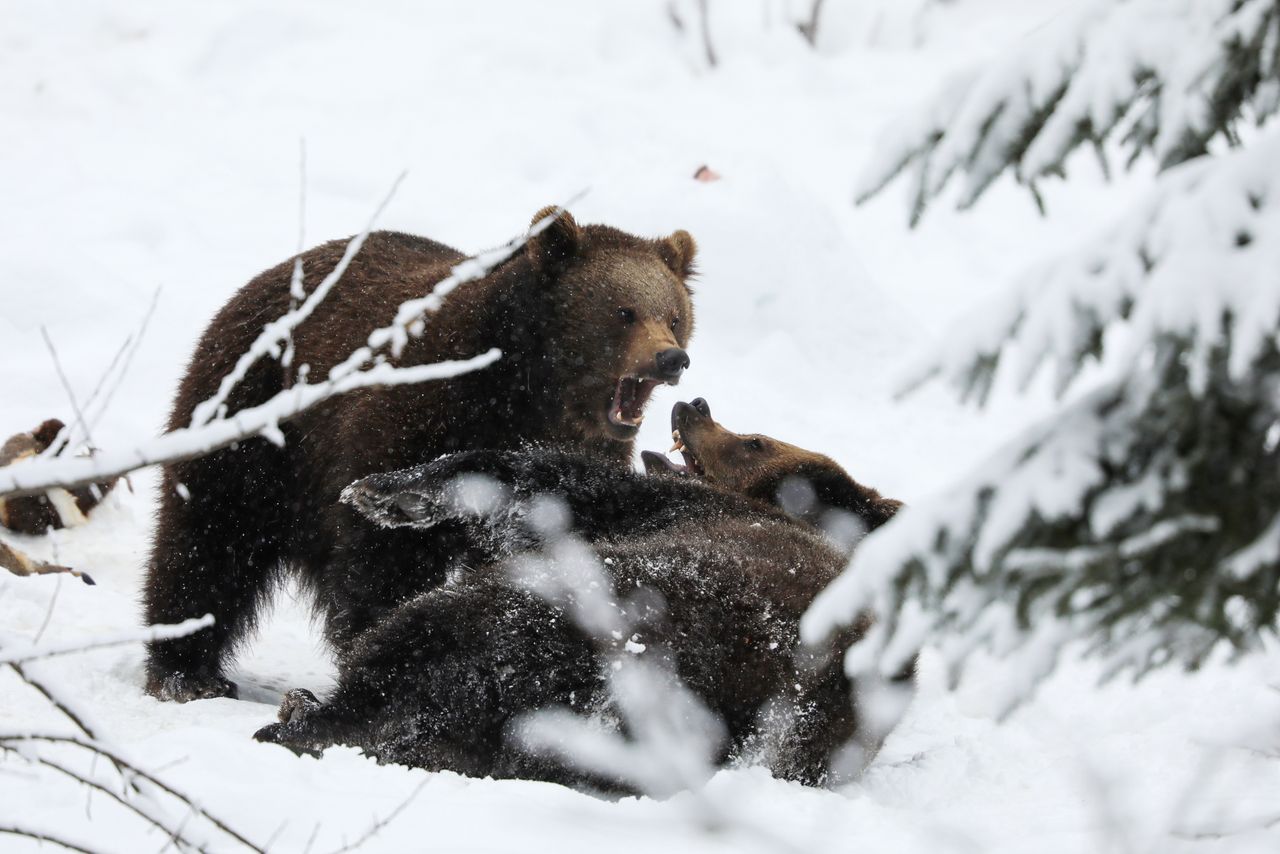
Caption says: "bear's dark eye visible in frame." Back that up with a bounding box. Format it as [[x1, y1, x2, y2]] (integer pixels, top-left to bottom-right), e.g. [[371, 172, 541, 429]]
[[745, 438, 764, 452], [618, 308, 636, 325], [670, 316, 680, 331]]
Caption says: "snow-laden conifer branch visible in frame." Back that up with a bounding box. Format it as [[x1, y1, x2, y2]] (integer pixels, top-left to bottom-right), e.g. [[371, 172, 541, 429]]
[[809, 128, 1280, 705], [899, 128, 1280, 403], [856, 0, 1280, 224]]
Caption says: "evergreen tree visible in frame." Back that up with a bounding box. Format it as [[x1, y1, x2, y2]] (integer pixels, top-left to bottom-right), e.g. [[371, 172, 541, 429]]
[[802, 0, 1280, 709]]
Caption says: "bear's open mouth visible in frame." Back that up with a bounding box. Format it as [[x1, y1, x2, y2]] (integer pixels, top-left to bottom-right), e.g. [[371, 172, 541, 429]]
[[663, 429, 705, 475], [608, 376, 665, 428]]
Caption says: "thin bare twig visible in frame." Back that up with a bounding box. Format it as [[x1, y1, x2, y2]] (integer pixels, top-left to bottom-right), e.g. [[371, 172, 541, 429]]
[[82, 333, 133, 426], [39, 332, 132, 459], [158, 811, 198, 854], [697, 0, 717, 67], [89, 284, 163, 432], [0, 733, 264, 853], [303, 822, 322, 854], [263, 820, 289, 852], [41, 325, 96, 452], [0, 826, 95, 853], [32, 572, 62, 645], [5, 748, 207, 854], [8, 662, 102, 741], [190, 169, 408, 428], [7, 660, 147, 800], [797, 0, 826, 46], [34, 284, 158, 462], [282, 137, 308, 384], [326, 777, 429, 854]]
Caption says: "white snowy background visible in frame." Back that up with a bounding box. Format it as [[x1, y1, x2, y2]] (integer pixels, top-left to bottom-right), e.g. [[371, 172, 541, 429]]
[[3, 0, 1279, 851]]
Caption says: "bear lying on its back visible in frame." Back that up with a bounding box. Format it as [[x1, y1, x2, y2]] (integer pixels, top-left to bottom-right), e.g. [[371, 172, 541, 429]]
[[254, 400, 902, 791]]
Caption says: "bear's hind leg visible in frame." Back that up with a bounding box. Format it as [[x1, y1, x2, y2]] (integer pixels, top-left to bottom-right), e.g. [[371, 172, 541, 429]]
[[144, 447, 291, 702]]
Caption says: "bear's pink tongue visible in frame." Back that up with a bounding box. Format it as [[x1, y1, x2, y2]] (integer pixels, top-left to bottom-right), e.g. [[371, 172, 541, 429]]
[[609, 376, 662, 427]]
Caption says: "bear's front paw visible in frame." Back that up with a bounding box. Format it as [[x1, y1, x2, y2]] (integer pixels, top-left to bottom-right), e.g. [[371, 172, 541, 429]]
[[146, 671, 238, 703], [344, 462, 513, 531], [253, 721, 324, 757]]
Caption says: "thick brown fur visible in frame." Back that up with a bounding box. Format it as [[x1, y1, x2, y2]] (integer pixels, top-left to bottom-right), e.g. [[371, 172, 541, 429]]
[[0, 419, 118, 535], [144, 210, 697, 702], [253, 400, 900, 791]]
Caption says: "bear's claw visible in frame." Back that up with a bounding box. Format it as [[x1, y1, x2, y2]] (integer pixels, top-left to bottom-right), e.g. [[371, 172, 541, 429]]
[[146, 671, 238, 703], [278, 687, 321, 723], [253, 721, 325, 758]]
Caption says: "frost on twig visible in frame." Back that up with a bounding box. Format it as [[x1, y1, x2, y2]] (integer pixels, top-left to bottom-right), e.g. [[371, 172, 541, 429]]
[[856, 0, 1280, 224], [809, 128, 1280, 709]]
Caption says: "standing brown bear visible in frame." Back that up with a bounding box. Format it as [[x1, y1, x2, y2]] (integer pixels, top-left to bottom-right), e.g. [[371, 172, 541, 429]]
[[144, 208, 697, 702]]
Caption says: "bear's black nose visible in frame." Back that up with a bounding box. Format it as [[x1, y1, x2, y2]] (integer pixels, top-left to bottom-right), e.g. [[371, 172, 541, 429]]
[[655, 348, 690, 380], [690, 397, 711, 418]]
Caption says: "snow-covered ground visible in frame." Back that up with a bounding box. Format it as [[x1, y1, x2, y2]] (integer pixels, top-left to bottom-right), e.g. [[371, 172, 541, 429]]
[[3, 1, 1278, 851]]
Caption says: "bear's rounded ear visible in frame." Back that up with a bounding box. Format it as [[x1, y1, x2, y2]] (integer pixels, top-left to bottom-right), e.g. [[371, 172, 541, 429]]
[[526, 206, 581, 274], [658, 230, 697, 280]]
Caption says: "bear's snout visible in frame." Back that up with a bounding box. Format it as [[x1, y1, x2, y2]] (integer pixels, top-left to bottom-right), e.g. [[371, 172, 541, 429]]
[[671, 399, 709, 431], [655, 347, 690, 380]]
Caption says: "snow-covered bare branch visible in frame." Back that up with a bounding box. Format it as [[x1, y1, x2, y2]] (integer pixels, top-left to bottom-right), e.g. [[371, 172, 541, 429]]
[[0, 614, 213, 665], [189, 171, 407, 428], [0, 201, 583, 499], [0, 350, 500, 498]]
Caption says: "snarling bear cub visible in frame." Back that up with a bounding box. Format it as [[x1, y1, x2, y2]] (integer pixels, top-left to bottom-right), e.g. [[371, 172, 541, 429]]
[[144, 210, 697, 702], [254, 400, 901, 791]]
